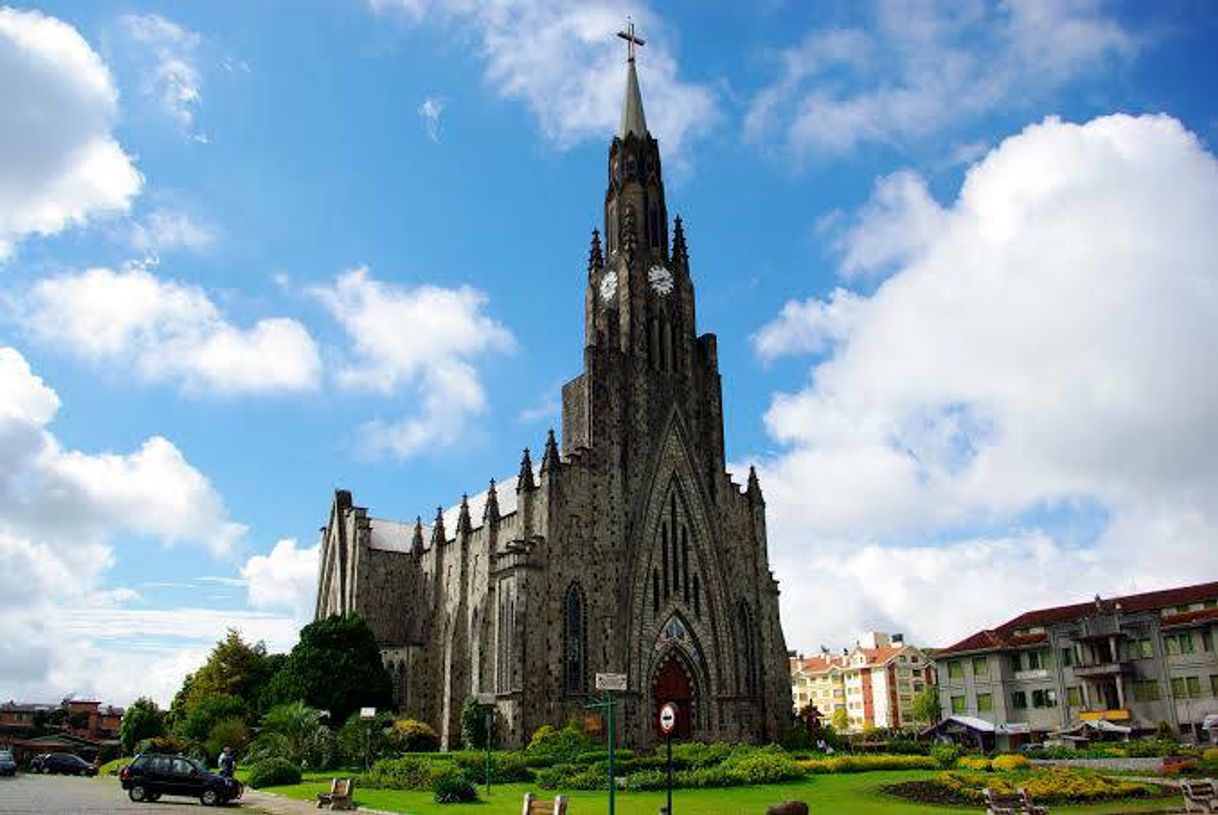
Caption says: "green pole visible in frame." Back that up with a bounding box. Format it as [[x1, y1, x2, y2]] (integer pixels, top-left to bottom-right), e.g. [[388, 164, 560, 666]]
[[607, 692, 616, 815], [484, 707, 492, 798]]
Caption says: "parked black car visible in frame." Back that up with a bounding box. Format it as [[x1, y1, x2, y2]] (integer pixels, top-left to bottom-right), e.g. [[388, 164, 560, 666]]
[[31, 752, 97, 776], [120, 753, 242, 806]]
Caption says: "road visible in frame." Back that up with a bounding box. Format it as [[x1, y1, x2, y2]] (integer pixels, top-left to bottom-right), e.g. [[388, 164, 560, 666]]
[[0, 772, 280, 814]]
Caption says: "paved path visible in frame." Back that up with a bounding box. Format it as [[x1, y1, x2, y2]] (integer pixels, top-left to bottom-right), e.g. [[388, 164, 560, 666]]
[[0, 772, 311, 814]]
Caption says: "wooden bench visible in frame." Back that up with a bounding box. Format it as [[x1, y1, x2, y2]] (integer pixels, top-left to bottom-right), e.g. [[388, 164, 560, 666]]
[[523, 792, 567, 815], [983, 788, 1048, 815], [1183, 779, 1218, 813], [317, 777, 355, 811]]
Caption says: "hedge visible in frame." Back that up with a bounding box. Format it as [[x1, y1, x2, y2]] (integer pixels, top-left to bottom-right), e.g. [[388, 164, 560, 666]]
[[247, 757, 302, 788], [799, 754, 938, 774]]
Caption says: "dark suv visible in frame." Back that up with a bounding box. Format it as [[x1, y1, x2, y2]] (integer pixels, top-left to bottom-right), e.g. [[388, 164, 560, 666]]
[[31, 752, 97, 776], [120, 753, 242, 806]]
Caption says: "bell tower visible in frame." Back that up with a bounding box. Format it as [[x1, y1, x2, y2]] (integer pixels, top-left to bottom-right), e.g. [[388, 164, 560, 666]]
[[587, 21, 697, 381]]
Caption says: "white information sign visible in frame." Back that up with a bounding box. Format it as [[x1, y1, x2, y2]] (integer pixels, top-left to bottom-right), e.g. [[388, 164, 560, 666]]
[[659, 702, 677, 735], [596, 672, 628, 691]]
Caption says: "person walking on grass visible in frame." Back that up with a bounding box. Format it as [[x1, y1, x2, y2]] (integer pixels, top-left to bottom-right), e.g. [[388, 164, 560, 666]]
[[218, 746, 236, 778]]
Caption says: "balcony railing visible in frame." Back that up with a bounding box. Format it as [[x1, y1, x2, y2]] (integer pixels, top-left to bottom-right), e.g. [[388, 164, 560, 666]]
[[1072, 660, 1131, 678]]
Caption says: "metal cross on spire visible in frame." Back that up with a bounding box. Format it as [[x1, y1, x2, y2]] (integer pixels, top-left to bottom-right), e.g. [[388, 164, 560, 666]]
[[617, 18, 645, 62]]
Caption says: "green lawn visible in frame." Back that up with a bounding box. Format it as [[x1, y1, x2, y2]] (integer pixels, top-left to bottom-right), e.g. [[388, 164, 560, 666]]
[[263, 772, 1181, 815]]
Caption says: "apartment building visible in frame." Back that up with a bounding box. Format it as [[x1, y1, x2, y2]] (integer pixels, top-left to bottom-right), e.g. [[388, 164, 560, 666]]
[[933, 581, 1218, 749], [791, 632, 935, 731]]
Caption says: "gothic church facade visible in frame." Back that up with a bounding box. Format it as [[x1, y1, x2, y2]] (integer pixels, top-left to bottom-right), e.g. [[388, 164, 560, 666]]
[[315, 48, 792, 750]]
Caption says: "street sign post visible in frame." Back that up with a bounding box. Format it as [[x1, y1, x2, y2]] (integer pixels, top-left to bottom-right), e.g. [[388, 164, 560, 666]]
[[659, 703, 677, 815], [596, 673, 628, 692], [587, 674, 627, 815]]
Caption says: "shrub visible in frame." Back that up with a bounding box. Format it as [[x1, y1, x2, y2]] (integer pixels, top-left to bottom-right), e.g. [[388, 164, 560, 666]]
[[799, 754, 937, 773], [460, 698, 490, 750], [247, 757, 302, 788], [720, 745, 804, 784], [392, 719, 440, 753], [1204, 748, 1218, 763], [432, 766, 478, 804], [956, 755, 992, 771], [626, 769, 667, 791], [992, 754, 1030, 772], [452, 751, 532, 784], [669, 741, 735, 769], [525, 723, 594, 761], [364, 756, 435, 790], [930, 742, 965, 769]]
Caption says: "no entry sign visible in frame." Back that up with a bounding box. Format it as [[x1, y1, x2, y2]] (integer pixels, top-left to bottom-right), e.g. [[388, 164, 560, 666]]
[[659, 702, 677, 735]]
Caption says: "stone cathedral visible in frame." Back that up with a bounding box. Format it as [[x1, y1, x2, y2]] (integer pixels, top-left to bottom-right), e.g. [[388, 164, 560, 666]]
[[315, 39, 792, 750]]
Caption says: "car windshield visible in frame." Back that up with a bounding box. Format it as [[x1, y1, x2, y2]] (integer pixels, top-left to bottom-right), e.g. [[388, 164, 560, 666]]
[[0, 751, 12, 759]]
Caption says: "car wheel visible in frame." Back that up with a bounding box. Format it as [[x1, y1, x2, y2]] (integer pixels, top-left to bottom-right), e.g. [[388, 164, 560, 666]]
[[41, 766, 50, 774], [201, 788, 220, 806], [129, 784, 147, 802]]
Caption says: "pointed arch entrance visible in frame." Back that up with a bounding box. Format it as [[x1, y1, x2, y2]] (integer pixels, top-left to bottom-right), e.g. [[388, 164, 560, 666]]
[[649, 615, 703, 740]]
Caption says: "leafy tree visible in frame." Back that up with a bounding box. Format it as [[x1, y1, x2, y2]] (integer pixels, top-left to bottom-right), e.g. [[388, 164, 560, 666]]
[[460, 697, 490, 750], [911, 688, 941, 726], [336, 711, 399, 767], [831, 708, 850, 732], [120, 697, 166, 755], [268, 614, 393, 724], [249, 701, 334, 769], [171, 630, 281, 724], [179, 693, 247, 744], [205, 717, 250, 764]]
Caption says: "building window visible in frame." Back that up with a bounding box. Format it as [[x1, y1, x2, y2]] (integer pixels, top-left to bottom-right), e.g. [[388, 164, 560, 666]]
[[738, 600, 759, 696], [951, 696, 966, 714], [977, 693, 993, 713], [563, 583, 586, 694], [1133, 680, 1161, 702], [1027, 651, 1050, 670], [1166, 633, 1195, 655], [1202, 629, 1214, 652], [1210, 675, 1218, 697], [947, 661, 964, 680], [1066, 686, 1083, 707], [1011, 691, 1028, 710], [1009, 654, 1023, 673], [1126, 638, 1154, 660], [1060, 647, 1074, 667], [1169, 676, 1203, 699], [1032, 689, 1057, 708], [972, 657, 989, 678]]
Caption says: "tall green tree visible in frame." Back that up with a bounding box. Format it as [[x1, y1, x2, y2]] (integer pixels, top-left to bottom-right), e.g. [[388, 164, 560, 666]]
[[911, 688, 942, 726], [120, 697, 166, 755], [265, 614, 393, 724]]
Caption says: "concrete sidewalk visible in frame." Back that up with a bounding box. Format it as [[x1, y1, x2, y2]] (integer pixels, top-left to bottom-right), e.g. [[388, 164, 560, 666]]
[[242, 787, 399, 815]]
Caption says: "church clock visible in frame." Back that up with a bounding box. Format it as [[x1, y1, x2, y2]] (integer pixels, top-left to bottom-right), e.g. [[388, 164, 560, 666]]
[[599, 270, 619, 302], [648, 264, 673, 295]]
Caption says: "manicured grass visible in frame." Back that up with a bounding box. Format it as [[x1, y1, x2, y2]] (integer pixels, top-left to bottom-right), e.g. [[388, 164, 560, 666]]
[[263, 772, 1179, 815]]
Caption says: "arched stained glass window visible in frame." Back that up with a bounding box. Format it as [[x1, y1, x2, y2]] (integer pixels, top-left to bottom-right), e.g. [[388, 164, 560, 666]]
[[564, 583, 587, 693]]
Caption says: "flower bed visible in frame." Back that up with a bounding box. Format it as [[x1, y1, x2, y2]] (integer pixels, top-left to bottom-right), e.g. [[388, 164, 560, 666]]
[[883, 768, 1166, 806]]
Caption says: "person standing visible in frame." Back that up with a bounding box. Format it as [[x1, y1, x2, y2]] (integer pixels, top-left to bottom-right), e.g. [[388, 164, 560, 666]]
[[217, 746, 236, 778]]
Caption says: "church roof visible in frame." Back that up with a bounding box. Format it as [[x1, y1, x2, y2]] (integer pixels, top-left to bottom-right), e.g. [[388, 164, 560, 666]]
[[366, 466, 539, 553], [620, 58, 647, 139]]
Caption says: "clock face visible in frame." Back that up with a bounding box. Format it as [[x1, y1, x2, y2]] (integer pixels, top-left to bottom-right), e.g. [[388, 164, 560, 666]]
[[599, 270, 618, 302], [649, 264, 674, 295]]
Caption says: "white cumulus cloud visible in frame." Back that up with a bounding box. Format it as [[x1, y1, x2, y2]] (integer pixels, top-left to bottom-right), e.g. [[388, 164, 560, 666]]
[[752, 113, 1218, 650], [370, 0, 716, 160], [20, 265, 322, 395], [242, 538, 320, 626], [0, 346, 251, 700], [0, 7, 142, 259], [120, 13, 205, 140], [746, 0, 1137, 157], [312, 267, 515, 458]]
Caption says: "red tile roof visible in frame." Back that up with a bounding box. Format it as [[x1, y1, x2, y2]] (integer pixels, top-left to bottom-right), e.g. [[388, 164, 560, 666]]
[[937, 580, 1218, 657], [1162, 606, 1218, 628]]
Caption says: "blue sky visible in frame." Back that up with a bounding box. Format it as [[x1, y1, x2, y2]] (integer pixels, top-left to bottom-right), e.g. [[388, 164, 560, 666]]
[[2, 0, 1217, 705]]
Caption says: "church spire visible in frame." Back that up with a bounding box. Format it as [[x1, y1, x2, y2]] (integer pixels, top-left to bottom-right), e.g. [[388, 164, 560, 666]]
[[411, 516, 424, 555], [456, 493, 472, 534], [672, 215, 688, 267], [588, 229, 604, 273], [483, 478, 500, 524], [517, 447, 536, 491], [540, 428, 560, 474], [618, 19, 647, 139], [431, 505, 447, 545]]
